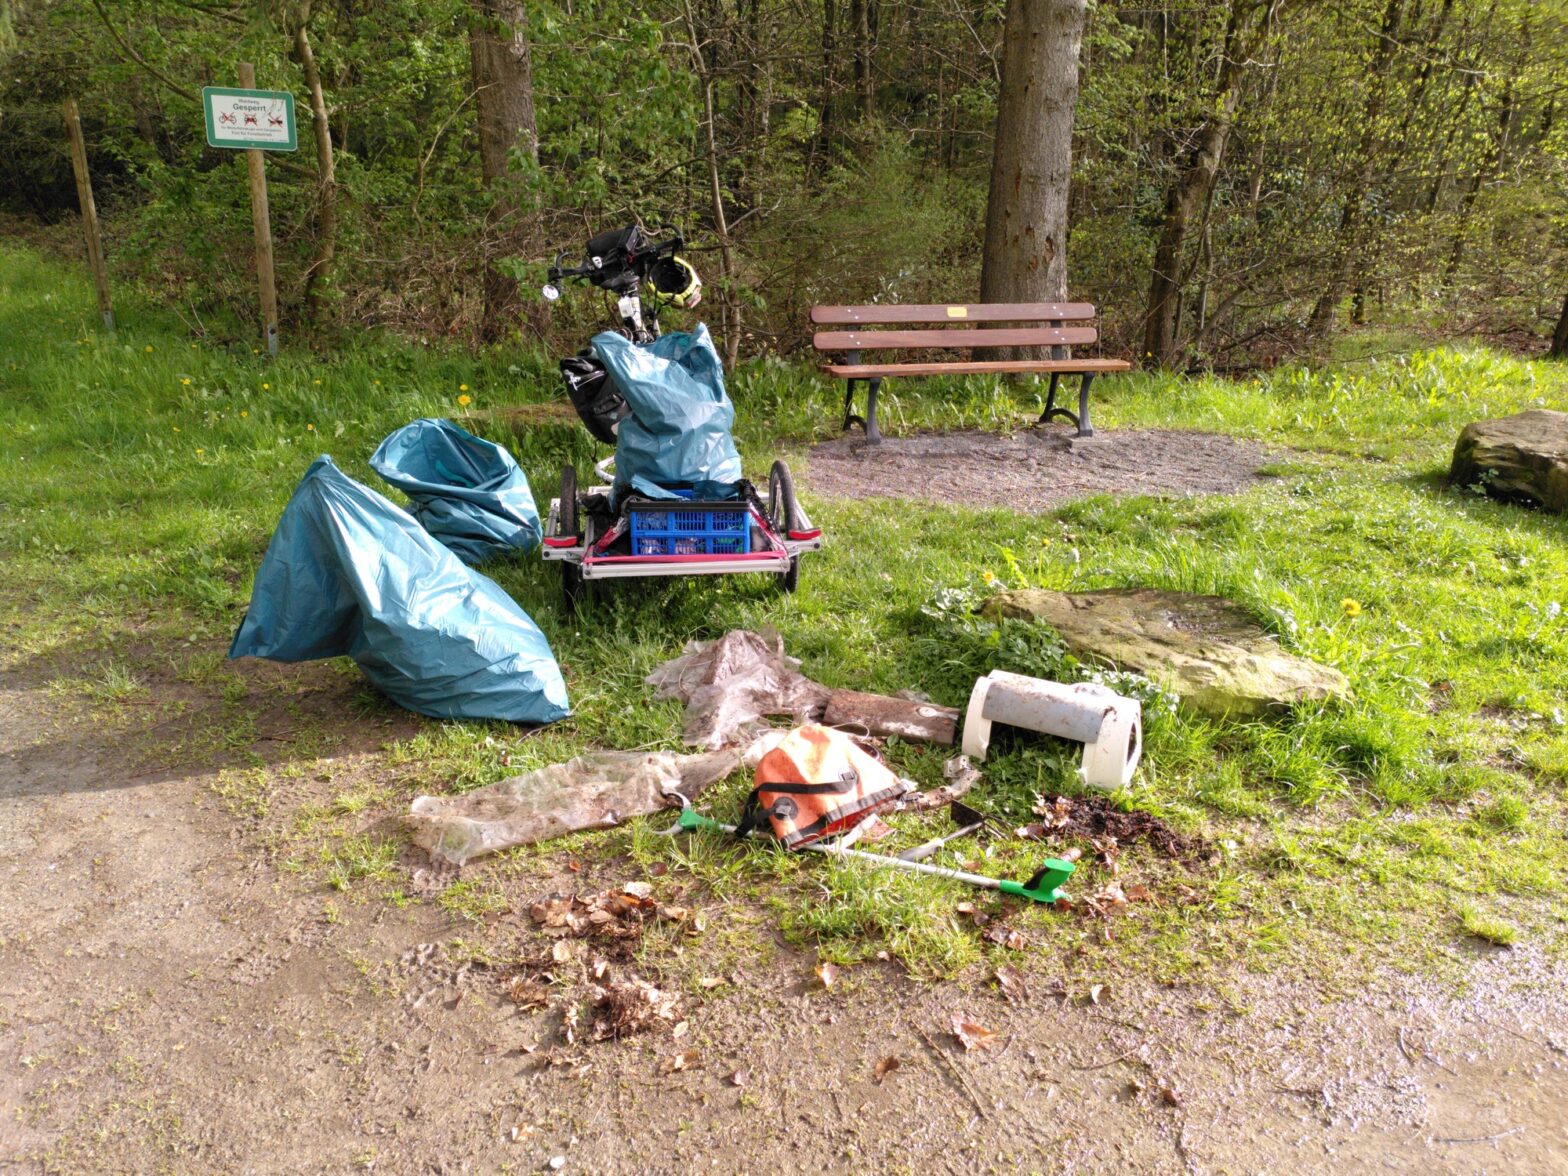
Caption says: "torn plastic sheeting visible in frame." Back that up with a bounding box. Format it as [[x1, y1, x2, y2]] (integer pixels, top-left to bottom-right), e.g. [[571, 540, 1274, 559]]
[[370, 417, 541, 564], [646, 628, 830, 750], [228, 456, 570, 725], [591, 325, 743, 503], [408, 749, 741, 866]]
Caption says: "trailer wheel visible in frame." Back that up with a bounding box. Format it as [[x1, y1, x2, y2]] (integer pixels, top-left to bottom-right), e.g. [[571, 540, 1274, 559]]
[[768, 460, 800, 594], [560, 465, 585, 610]]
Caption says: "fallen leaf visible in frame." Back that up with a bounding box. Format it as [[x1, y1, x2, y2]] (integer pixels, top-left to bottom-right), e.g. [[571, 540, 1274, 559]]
[[1089, 983, 1108, 1005], [671, 1020, 689, 1038], [662, 1048, 699, 1073], [995, 965, 1029, 1003], [950, 1014, 998, 1052], [566, 859, 582, 873], [955, 901, 976, 917], [1160, 1085, 1184, 1107], [873, 1056, 902, 1084], [697, 976, 726, 989], [1060, 846, 1083, 863], [623, 881, 654, 900], [1124, 882, 1154, 903], [550, 940, 574, 964], [648, 862, 669, 878], [814, 962, 840, 990], [729, 1069, 749, 1087], [657, 904, 690, 922], [506, 976, 550, 1008]]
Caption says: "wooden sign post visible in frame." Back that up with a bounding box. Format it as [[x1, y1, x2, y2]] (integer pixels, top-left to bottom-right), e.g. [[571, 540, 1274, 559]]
[[61, 98, 114, 331], [204, 65, 297, 357]]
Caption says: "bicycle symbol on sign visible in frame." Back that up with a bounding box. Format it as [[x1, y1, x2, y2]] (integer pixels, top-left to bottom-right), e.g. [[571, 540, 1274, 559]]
[[218, 112, 236, 125]]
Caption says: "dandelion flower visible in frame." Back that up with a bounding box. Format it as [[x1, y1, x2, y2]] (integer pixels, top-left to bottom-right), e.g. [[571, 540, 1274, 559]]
[[172, 426, 181, 433], [373, 379, 381, 385], [459, 383, 469, 392], [262, 382, 270, 390], [241, 411, 249, 418], [144, 345, 153, 353], [457, 394, 472, 407], [190, 343, 198, 349], [982, 570, 997, 585], [196, 448, 205, 456], [313, 378, 321, 385], [1341, 598, 1362, 617], [306, 423, 315, 431], [181, 377, 191, 386]]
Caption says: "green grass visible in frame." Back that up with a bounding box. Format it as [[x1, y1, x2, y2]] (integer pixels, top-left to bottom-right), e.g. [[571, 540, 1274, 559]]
[[3, 242, 1568, 983]]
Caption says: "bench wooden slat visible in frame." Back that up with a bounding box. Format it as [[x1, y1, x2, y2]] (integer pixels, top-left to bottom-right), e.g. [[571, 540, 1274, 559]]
[[813, 327, 1098, 351], [821, 358, 1131, 378], [811, 302, 1097, 325]]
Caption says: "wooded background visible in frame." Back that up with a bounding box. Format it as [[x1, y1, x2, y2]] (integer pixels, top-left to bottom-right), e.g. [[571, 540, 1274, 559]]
[[2, 0, 1566, 365]]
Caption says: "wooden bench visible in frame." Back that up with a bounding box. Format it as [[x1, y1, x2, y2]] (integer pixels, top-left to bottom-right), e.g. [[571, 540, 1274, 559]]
[[810, 302, 1131, 443]]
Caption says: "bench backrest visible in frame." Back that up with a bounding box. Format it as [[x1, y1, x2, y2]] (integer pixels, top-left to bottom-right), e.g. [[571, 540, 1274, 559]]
[[811, 302, 1098, 353]]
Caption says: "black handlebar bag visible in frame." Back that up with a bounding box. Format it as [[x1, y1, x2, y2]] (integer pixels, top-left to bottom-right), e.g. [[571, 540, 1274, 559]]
[[582, 224, 654, 292]]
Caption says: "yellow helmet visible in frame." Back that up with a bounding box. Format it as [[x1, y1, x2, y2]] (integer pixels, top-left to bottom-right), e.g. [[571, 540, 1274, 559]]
[[644, 254, 702, 309]]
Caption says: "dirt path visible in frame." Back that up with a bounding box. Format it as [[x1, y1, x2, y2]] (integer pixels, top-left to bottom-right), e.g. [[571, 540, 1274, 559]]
[[3, 657, 1567, 1174], [807, 428, 1272, 512]]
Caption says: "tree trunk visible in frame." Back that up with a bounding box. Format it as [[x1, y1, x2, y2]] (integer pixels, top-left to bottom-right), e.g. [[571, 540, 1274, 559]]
[[1307, 0, 1403, 339], [469, 0, 538, 345], [980, 0, 1087, 312], [295, 19, 336, 327], [809, 0, 837, 174], [1549, 294, 1568, 360], [1141, 1, 1254, 368], [683, 0, 741, 368]]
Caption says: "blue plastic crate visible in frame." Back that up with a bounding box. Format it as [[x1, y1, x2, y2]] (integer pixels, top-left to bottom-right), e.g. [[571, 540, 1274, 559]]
[[629, 496, 751, 557]]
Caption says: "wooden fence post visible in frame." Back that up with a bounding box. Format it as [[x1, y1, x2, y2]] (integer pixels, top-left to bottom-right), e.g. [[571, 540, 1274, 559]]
[[237, 62, 279, 356], [61, 98, 114, 331]]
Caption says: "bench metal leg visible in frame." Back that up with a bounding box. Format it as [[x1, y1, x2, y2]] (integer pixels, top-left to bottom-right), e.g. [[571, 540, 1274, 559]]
[[842, 379, 860, 431], [841, 377, 883, 443], [1037, 371, 1080, 430], [1076, 373, 1096, 437]]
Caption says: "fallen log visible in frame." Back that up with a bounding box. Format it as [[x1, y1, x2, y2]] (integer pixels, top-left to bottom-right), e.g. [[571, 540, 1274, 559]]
[[822, 689, 960, 745]]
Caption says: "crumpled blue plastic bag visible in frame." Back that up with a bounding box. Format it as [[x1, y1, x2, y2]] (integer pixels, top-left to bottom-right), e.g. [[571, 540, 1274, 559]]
[[370, 418, 540, 564], [592, 325, 743, 502], [228, 456, 570, 725]]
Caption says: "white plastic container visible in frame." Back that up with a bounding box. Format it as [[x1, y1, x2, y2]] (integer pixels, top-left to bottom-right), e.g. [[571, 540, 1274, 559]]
[[961, 670, 1142, 791]]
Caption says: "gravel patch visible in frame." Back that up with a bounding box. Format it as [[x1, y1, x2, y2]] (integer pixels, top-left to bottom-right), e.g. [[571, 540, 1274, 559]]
[[806, 427, 1272, 512]]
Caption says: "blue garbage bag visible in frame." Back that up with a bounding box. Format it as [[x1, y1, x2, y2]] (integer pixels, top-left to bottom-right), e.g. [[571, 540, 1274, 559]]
[[370, 418, 540, 564], [591, 325, 743, 502], [228, 456, 570, 725]]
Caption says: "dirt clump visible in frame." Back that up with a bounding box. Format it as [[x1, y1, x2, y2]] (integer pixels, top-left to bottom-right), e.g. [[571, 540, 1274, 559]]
[[1021, 792, 1213, 864], [807, 427, 1271, 512]]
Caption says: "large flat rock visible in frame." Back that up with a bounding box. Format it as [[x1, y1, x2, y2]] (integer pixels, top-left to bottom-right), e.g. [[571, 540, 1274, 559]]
[[1450, 409, 1568, 513], [983, 588, 1350, 718]]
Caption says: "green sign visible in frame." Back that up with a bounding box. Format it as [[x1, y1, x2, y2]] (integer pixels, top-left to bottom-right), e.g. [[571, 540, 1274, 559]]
[[203, 86, 297, 152]]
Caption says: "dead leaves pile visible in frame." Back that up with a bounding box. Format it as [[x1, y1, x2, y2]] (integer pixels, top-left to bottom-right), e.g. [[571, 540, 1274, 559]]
[[529, 880, 703, 945], [502, 882, 708, 1053]]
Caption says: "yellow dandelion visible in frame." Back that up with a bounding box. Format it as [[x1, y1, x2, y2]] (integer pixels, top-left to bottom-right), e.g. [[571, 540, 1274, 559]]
[[253, 348, 260, 355], [1341, 598, 1362, 617], [191, 343, 198, 349], [241, 411, 249, 418], [144, 345, 153, 353], [459, 383, 469, 392], [172, 426, 181, 433], [373, 379, 381, 385], [457, 394, 472, 407], [313, 378, 321, 385], [196, 448, 205, 455], [181, 377, 191, 386], [306, 423, 315, 431], [982, 570, 997, 585], [262, 382, 270, 390]]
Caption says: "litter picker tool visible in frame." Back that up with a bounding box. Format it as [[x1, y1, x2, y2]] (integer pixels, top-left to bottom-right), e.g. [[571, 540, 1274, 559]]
[[897, 799, 990, 862], [665, 806, 1074, 905]]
